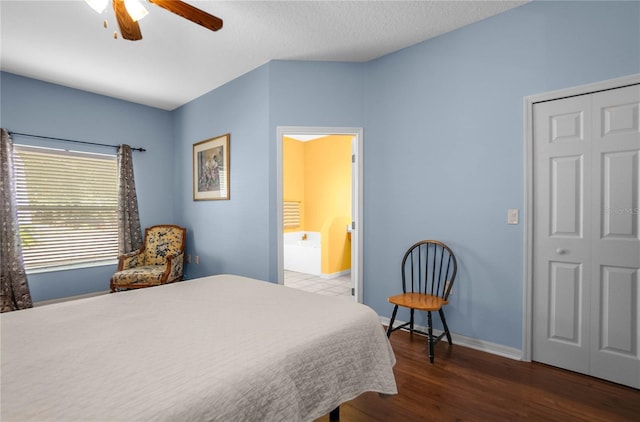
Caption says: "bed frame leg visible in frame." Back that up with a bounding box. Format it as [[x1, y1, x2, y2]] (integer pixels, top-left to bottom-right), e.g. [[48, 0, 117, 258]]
[[329, 406, 340, 421]]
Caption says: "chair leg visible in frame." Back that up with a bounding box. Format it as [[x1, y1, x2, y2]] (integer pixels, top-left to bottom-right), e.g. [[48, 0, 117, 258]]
[[386, 305, 399, 338], [427, 311, 434, 364], [439, 308, 453, 345], [409, 308, 415, 334]]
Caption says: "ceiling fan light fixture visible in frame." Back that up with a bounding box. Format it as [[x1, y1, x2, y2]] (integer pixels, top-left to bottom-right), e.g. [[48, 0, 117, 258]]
[[85, 0, 108, 14], [124, 0, 149, 22]]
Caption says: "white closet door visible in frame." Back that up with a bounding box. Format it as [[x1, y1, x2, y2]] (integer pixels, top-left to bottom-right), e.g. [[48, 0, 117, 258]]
[[589, 85, 640, 388], [532, 84, 639, 389], [533, 94, 593, 375]]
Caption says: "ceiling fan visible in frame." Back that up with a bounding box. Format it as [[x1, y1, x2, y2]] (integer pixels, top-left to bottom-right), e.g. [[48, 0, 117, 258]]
[[86, 0, 223, 41]]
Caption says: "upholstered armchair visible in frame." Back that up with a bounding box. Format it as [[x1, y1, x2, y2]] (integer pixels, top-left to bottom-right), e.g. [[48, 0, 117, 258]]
[[110, 225, 187, 292]]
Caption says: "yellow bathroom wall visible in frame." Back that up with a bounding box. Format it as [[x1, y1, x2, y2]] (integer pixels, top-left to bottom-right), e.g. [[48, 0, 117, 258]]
[[283, 134, 352, 275], [304, 135, 352, 275], [283, 137, 305, 232], [325, 215, 352, 274]]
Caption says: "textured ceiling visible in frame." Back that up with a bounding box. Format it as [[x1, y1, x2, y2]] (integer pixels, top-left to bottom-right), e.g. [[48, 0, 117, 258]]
[[0, 1, 527, 110]]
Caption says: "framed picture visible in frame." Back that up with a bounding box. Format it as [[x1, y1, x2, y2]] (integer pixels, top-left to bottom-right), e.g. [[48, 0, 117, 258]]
[[193, 133, 230, 200]]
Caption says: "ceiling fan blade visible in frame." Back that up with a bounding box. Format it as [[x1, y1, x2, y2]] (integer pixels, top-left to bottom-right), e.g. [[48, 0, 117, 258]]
[[113, 0, 143, 41], [149, 0, 223, 32]]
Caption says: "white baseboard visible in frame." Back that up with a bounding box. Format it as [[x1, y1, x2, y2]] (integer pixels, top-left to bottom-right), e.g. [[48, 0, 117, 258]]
[[320, 270, 350, 280], [379, 316, 522, 361], [34, 290, 110, 307]]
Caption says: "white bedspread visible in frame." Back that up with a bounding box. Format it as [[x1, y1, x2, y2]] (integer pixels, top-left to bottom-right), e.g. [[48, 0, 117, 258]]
[[1, 274, 397, 421]]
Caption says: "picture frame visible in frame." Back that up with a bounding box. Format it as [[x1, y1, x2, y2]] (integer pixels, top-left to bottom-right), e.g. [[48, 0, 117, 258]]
[[193, 133, 230, 200]]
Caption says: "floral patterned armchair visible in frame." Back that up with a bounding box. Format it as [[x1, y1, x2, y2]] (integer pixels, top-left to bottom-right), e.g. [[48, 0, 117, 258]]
[[110, 225, 187, 292]]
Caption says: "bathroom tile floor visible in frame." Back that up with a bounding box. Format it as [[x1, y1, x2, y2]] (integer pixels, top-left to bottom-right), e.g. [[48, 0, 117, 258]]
[[284, 270, 354, 299]]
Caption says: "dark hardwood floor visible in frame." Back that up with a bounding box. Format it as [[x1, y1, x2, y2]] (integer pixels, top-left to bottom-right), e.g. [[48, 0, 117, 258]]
[[316, 328, 639, 421]]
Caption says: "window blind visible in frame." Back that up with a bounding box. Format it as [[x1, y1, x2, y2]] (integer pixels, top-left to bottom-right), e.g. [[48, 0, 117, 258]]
[[283, 201, 301, 229], [13, 145, 119, 270]]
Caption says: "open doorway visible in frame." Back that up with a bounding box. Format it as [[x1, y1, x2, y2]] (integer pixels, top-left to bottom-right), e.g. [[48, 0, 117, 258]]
[[276, 127, 363, 302]]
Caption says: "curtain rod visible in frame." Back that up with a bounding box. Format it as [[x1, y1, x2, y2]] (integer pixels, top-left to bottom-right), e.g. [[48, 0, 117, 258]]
[[9, 131, 146, 152]]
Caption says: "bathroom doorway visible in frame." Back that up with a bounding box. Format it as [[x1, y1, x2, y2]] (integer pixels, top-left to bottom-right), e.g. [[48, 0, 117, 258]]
[[276, 127, 363, 302]]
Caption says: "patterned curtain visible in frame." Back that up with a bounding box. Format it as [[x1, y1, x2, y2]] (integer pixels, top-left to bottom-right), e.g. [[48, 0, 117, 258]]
[[1, 128, 33, 312], [117, 144, 142, 254]]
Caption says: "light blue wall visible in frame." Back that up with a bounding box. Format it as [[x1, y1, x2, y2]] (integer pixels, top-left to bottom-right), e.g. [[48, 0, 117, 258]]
[[0, 72, 175, 301], [172, 66, 271, 281], [267, 61, 365, 127], [362, 0, 640, 348]]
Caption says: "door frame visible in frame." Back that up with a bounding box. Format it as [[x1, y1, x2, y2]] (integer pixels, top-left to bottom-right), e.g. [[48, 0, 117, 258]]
[[522, 73, 640, 361], [276, 126, 364, 303]]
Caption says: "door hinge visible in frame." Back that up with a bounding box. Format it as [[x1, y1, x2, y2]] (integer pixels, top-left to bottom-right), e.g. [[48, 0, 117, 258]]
[[352, 154, 355, 163]]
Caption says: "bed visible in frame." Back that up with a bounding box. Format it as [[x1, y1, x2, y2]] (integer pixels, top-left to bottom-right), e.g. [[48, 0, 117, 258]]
[[0, 274, 397, 421]]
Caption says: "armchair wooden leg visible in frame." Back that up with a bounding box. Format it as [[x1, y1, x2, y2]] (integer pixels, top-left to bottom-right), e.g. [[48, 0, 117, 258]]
[[427, 311, 434, 364], [387, 305, 399, 338], [439, 308, 453, 345]]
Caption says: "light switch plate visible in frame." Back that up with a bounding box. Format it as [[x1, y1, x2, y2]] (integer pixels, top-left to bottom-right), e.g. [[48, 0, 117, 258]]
[[507, 208, 519, 225]]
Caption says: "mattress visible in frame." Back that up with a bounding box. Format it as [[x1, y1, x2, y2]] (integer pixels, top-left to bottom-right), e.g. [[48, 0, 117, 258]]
[[0, 274, 397, 421]]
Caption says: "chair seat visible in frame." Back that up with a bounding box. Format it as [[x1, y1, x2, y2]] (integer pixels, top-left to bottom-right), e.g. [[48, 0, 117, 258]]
[[388, 292, 448, 311], [111, 265, 165, 288]]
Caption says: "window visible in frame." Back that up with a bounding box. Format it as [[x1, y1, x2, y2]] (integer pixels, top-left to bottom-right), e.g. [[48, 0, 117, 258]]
[[13, 145, 118, 270], [283, 201, 301, 229]]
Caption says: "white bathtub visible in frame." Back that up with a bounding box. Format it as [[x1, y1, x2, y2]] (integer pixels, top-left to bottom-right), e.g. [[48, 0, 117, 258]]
[[283, 231, 321, 275]]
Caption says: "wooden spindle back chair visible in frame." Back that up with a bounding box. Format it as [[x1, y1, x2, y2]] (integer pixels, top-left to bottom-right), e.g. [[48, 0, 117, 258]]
[[386, 240, 458, 363]]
